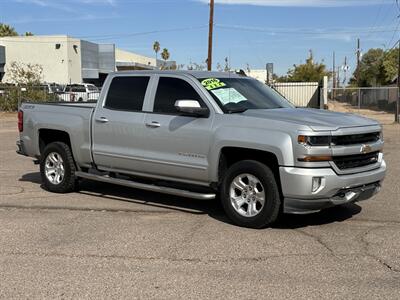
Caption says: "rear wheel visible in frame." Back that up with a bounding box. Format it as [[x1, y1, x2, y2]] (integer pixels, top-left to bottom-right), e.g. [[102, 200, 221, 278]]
[[40, 142, 77, 193], [220, 160, 281, 228]]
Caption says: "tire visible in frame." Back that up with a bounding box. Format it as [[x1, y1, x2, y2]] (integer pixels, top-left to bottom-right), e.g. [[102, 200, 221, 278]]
[[220, 160, 281, 228], [40, 142, 77, 193]]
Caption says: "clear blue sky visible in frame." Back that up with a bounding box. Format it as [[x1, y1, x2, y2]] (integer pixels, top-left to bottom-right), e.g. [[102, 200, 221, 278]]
[[1, 0, 399, 76]]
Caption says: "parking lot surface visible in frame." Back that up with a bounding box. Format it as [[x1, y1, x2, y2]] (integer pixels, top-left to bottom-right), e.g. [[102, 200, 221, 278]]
[[0, 112, 399, 299]]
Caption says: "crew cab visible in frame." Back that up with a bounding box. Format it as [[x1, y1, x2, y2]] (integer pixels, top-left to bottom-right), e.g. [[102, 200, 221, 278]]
[[16, 71, 386, 228]]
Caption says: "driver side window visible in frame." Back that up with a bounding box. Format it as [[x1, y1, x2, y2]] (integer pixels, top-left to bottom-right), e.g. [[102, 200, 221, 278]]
[[153, 77, 206, 114]]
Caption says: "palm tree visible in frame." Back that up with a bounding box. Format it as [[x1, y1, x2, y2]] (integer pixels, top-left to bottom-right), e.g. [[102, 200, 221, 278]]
[[161, 48, 170, 70], [153, 41, 160, 63], [0, 23, 18, 37]]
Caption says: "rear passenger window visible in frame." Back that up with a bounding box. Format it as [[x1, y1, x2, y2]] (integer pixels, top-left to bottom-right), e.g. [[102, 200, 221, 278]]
[[105, 76, 150, 111], [153, 77, 205, 114]]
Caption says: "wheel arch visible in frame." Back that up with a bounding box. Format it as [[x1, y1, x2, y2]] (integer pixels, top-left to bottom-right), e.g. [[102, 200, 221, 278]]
[[38, 129, 72, 155], [216, 146, 283, 199]]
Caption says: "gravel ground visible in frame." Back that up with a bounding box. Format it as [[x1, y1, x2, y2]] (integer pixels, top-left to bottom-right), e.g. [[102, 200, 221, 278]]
[[0, 111, 399, 299]]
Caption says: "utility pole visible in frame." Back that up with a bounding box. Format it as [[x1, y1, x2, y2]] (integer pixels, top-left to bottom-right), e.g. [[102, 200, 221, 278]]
[[356, 38, 361, 86], [397, 40, 400, 123], [332, 51, 336, 88], [332, 51, 336, 100], [207, 0, 214, 71]]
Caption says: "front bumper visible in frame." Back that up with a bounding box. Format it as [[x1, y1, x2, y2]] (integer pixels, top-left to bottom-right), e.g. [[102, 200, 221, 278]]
[[280, 160, 386, 214]]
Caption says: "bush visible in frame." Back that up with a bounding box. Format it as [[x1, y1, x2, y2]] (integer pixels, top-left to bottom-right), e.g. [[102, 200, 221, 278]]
[[0, 86, 54, 111]]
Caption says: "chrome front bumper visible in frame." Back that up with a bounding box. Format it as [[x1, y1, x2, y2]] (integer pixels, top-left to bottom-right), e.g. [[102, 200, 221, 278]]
[[280, 160, 386, 214]]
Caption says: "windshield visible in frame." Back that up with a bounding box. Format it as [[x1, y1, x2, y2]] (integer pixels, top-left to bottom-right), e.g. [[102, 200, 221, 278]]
[[198, 77, 293, 113]]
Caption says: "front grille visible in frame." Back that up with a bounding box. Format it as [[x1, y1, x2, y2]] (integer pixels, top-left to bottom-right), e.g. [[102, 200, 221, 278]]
[[333, 151, 379, 170], [331, 132, 380, 146]]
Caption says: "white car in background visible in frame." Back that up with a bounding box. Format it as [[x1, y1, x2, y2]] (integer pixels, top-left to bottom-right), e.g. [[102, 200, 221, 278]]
[[62, 84, 100, 102], [39, 83, 64, 94]]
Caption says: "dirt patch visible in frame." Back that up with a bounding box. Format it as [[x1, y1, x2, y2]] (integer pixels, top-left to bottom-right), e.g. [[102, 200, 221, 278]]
[[0, 112, 17, 121], [328, 101, 396, 125]]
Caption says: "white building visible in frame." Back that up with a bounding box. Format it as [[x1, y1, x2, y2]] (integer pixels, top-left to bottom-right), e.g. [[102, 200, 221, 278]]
[[0, 35, 158, 85], [115, 48, 156, 71], [246, 69, 268, 84]]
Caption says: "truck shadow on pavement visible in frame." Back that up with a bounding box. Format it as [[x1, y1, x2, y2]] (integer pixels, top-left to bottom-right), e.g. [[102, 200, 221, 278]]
[[20, 172, 362, 229]]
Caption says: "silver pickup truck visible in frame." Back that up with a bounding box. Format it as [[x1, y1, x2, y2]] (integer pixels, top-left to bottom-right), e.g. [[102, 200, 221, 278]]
[[17, 71, 386, 228]]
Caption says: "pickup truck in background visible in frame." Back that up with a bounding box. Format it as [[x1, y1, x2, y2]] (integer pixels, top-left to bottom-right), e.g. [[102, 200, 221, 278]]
[[16, 71, 386, 228], [61, 83, 100, 102]]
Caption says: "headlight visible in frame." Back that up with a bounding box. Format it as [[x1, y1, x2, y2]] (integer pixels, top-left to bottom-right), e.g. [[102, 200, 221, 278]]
[[298, 135, 331, 146]]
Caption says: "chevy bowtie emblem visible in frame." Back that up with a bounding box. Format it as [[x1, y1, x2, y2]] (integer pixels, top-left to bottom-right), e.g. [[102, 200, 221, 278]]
[[360, 144, 372, 154]]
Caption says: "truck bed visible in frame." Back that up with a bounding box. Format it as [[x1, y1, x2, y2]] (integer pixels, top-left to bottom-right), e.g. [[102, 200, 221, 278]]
[[19, 101, 95, 168]]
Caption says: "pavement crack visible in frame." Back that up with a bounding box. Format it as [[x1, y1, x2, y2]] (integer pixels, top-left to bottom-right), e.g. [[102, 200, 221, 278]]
[[0, 250, 328, 263], [295, 229, 337, 257], [358, 225, 400, 274], [163, 219, 206, 260]]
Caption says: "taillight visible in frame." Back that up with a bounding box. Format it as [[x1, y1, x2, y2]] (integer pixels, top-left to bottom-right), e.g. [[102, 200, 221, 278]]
[[18, 110, 23, 132]]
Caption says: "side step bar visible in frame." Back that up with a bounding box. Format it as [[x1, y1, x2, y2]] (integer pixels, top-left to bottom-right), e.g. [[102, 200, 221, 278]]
[[75, 171, 216, 200]]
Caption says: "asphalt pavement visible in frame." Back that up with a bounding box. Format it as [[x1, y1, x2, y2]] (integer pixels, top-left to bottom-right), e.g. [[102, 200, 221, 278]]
[[0, 113, 399, 299]]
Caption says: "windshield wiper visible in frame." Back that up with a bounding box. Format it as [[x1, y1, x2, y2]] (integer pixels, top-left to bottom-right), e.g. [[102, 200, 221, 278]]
[[226, 107, 248, 114]]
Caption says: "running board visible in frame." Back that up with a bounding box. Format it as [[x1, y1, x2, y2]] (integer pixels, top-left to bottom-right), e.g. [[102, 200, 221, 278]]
[[75, 171, 216, 200]]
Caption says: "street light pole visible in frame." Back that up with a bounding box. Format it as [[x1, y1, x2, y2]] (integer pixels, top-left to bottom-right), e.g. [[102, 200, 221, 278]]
[[207, 0, 214, 71]]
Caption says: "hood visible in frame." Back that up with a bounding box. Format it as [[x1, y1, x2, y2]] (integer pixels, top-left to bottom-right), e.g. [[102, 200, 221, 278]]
[[241, 108, 379, 131]]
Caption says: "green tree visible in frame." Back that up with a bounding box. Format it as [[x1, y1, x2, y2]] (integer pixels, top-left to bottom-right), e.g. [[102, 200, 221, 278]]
[[382, 48, 398, 84], [0, 62, 48, 111], [161, 48, 170, 70], [24, 32, 34, 36], [279, 51, 329, 83], [0, 23, 18, 37], [153, 41, 160, 62], [8, 61, 43, 85], [350, 48, 386, 87]]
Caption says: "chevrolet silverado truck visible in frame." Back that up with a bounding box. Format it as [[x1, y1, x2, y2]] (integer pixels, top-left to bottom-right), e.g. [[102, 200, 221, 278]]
[[16, 71, 386, 228]]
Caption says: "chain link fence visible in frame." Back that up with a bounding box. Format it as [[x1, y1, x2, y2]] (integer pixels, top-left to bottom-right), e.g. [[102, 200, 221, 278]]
[[327, 87, 399, 124], [0, 84, 100, 111]]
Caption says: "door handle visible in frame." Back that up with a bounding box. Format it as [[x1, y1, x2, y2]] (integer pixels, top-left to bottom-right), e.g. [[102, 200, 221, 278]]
[[145, 121, 161, 128], [95, 117, 109, 123]]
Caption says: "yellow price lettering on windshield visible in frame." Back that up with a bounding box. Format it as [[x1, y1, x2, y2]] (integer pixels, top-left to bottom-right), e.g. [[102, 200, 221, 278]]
[[201, 78, 226, 90]]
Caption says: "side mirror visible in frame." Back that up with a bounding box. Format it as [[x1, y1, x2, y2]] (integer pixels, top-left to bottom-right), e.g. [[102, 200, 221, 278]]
[[174, 100, 209, 117]]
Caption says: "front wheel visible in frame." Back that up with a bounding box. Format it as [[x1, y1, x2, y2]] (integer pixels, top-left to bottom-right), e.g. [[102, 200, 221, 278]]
[[220, 160, 281, 228], [40, 142, 77, 193]]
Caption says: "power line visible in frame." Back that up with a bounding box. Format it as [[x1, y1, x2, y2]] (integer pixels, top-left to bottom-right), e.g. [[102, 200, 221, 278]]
[[215, 24, 400, 35], [387, 18, 400, 48], [366, 0, 386, 38], [0, 25, 208, 43], [79, 25, 208, 41], [373, 0, 398, 30]]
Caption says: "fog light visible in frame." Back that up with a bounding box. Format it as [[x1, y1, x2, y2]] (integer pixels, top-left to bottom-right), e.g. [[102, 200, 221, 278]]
[[312, 177, 324, 193]]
